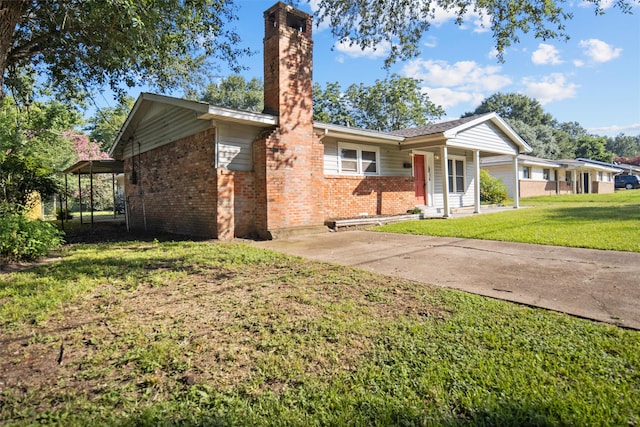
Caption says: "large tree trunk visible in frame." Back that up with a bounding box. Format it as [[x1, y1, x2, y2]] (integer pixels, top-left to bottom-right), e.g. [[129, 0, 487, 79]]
[[0, 0, 27, 101]]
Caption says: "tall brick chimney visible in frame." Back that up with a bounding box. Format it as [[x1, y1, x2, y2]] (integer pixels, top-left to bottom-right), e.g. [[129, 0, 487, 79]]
[[253, 2, 324, 238]]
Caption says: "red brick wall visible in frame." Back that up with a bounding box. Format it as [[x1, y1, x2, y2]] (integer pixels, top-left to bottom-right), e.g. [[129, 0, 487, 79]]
[[324, 175, 415, 219], [124, 129, 259, 239], [124, 129, 218, 237]]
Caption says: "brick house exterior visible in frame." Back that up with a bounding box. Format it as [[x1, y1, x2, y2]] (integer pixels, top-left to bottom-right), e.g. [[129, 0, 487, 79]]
[[110, 2, 532, 239], [481, 154, 621, 198]]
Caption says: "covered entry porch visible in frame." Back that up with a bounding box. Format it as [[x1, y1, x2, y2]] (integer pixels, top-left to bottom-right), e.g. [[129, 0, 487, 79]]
[[393, 113, 532, 217]]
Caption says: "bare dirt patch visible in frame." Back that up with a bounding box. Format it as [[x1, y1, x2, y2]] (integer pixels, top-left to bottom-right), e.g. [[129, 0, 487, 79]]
[[0, 240, 451, 419]]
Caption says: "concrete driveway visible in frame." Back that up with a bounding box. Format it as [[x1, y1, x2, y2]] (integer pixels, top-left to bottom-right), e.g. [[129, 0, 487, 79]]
[[254, 231, 640, 330]]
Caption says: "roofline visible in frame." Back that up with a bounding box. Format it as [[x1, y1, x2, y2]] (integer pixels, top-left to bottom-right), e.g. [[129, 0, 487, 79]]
[[109, 93, 278, 157], [313, 122, 405, 143], [110, 93, 207, 157], [199, 105, 278, 126]]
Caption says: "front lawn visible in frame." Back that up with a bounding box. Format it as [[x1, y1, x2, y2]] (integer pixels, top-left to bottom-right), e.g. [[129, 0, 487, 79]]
[[1, 240, 638, 425], [376, 191, 640, 251]]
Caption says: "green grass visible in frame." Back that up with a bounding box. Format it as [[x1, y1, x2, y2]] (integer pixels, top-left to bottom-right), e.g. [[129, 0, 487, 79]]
[[1, 240, 638, 426], [376, 191, 640, 251]]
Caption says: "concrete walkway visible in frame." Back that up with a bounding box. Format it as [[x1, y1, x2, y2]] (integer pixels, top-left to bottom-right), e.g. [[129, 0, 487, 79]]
[[254, 231, 640, 330]]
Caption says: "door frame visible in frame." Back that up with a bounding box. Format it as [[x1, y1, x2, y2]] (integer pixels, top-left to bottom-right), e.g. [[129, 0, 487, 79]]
[[414, 151, 435, 207]]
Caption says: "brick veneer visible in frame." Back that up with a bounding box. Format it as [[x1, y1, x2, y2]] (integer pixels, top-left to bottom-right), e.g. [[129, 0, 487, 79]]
[[124, 128, 258, 239], [324, 175, 415, 219]]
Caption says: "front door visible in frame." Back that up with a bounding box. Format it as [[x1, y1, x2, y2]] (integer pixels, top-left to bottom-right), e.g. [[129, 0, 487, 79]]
[[414, 154, 426, 205]]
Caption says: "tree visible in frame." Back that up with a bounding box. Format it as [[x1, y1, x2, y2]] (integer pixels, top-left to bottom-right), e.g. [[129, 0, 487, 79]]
[[85, 96, 135, 153], [606, 133, 640, 158], [313, 0, 633, 66], [508, 119, 560, 159], [0, 97, 80, 210], [313, 82, 355, 127], [575, 135, 615, 163], [463, 93, 553, 127], [200, 75, 264, 112], [314, 75, 444, 131], [0, 0, 248, 103]]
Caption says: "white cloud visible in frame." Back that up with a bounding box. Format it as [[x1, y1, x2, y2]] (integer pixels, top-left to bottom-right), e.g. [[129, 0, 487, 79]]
[[521, 73, 578, 104], [532, 43, 563, 65], [422, 87, 486, 110], [431, 5, 491, 33], [402, 59, 512, 112], [587, 123, 640, 136], [578, 39, 622, 63], [579, 0, 616, 9], [403, 59, 512, 92], [573, 59, 585, 67], [334, 38, 391, 59], [423, 36, 437, 48]]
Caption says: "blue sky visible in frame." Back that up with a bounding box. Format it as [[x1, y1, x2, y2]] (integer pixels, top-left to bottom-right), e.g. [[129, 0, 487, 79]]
[[212, 0, 639, 137]]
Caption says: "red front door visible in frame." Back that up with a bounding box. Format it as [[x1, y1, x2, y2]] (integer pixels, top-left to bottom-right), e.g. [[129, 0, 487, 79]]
[[414, 154, 426, 205]]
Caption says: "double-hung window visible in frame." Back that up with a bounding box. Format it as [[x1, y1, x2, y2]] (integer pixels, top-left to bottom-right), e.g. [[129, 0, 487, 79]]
[[338, 143, 379, 175], [543, 168, 551, 180], [447, 156, 465, 193], [522, 166, 531, 179]]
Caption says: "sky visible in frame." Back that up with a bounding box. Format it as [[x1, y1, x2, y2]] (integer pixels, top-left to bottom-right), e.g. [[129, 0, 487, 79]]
[[110, 0, 640, 137]]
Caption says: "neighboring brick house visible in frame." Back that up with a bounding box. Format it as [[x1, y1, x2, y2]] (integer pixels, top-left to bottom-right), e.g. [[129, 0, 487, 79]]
[[481, 154, 622, 198], [110, 2, 532, 239]]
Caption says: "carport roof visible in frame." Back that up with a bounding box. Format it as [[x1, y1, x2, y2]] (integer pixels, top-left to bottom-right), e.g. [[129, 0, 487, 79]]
[[62, 160, 124, 175]]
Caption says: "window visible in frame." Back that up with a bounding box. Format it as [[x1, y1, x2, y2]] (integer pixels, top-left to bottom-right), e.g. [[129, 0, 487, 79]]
[[543, 168, 550, 180], [447, 157, 465, 193], [598, 171, 603, 181], [338, 143, 379, 175], [522, 166, 531, 179]]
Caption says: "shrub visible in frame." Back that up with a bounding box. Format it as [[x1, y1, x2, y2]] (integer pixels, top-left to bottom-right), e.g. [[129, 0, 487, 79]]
[[480, 169, 508, 204], [0, 212, 65, 261]]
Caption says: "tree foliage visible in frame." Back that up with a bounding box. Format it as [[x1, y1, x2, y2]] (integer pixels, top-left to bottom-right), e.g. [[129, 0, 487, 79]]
[[575, 135, 615, 163], [463, 93, 553, 127], [0, 0, 248, 103], [85, 96, 135, 153], [606, 134, 640, 158], [199, 75, 264, 112], [313, 75, 444, 131], [0, 97, 80, 210], [313, 0, 633, 67]]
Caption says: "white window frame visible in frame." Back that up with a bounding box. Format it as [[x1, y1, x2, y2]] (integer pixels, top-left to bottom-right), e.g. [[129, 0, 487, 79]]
[[338, 142, 380, 176], [522, 166, 531, 179], [447, 155, 466, 194], [543, 168, 551, 180]]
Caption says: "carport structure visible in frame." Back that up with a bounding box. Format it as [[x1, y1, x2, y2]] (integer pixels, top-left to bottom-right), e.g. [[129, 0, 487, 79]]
[[62, 160, 124, 227]]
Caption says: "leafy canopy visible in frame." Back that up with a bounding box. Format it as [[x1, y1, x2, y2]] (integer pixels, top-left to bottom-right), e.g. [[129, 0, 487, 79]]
[[314, 75, 444, 131], [1, 0, 249, 103], [313, 0, 634, 67], [0, 96, 81, 210], [199, 75, 264, 112]]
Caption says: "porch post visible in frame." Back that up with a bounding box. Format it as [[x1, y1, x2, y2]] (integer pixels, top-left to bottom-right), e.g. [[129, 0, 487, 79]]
[[512, 155, 519, 209], [474, 150, 481, 213], [441, 146, 450, 217], [572, 170, 577, 194]]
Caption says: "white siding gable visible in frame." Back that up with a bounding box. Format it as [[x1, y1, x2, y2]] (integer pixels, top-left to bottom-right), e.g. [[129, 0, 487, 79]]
[[217, 124, 262, 171], [448, 122, 520, 155]]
